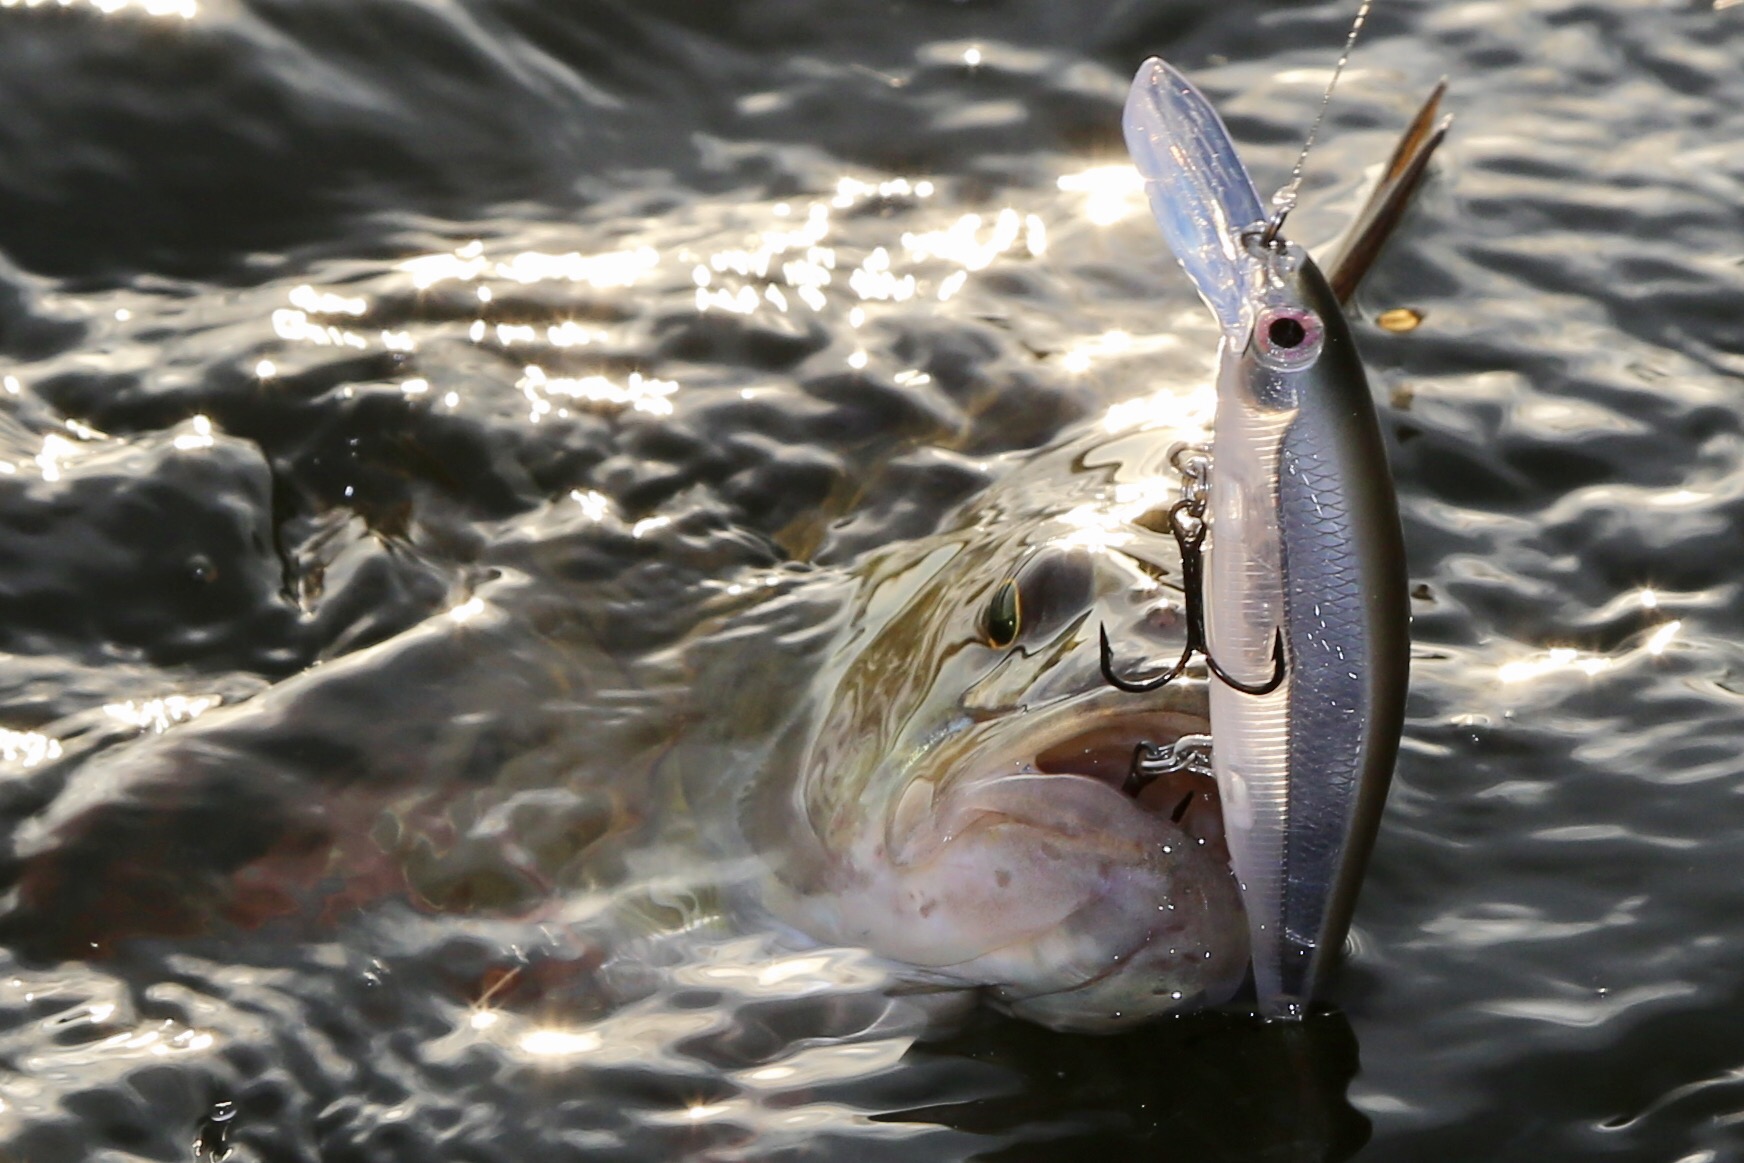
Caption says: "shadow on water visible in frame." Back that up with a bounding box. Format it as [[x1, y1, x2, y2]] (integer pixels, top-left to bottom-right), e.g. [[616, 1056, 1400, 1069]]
[[893, 1006, 1369, 1162]]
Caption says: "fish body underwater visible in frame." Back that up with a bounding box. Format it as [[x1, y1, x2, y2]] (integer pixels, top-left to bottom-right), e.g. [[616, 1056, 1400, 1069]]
[[0, 57, 1424, 1038]]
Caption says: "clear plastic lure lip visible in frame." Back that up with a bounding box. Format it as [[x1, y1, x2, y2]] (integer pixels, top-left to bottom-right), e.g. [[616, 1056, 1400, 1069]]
[[1121, 57, 1267, 342]]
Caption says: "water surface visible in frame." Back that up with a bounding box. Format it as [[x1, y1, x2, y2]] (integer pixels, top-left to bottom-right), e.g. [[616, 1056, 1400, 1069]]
[[0, 0, 1741, 1159]]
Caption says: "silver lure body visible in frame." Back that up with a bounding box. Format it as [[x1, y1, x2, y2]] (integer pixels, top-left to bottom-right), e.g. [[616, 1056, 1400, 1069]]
[[1124, 59, 1409, 1015]]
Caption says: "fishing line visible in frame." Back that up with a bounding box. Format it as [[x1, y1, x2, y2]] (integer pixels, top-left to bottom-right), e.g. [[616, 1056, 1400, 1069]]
[[1262, 0, 1377, 243]]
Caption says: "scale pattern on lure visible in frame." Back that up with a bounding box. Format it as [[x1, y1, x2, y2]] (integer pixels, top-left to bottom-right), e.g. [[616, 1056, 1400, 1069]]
[[1119, 58, 1412, 1016]]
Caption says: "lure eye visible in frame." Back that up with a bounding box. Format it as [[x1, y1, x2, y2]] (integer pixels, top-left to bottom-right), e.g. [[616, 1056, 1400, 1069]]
[[1269, 316, 1306, 348], [1254, 306, 1324, 371], [982, 579, 1021, 648]]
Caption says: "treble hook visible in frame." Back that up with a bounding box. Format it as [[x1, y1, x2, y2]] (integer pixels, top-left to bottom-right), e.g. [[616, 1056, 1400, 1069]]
[[1099, 500, 1287, 697]]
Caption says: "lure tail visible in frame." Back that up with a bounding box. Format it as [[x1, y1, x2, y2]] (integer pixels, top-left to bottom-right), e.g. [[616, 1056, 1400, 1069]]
[[1324, 80, 1452, 303]]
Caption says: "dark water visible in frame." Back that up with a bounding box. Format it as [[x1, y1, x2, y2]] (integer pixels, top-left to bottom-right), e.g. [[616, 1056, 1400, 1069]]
[[0, 0, 1740, 1159]]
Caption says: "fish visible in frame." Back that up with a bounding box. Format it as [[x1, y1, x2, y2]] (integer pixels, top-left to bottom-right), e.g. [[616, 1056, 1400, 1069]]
[[712, 59, 1442, 1029], [0, 60, 1444, 1037]]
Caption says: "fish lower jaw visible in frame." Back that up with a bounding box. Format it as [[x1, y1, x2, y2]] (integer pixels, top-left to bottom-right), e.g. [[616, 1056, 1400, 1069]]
[[779, 777, 1249, 1031], [775, 708, 1248, 1030]]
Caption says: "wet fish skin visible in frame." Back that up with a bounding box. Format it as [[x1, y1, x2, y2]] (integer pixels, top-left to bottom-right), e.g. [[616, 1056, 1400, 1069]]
[[726, 450, 1256, 1033]]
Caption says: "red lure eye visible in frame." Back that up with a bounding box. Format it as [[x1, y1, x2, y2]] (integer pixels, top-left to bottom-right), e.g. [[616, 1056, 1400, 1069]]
[[1254, 307, 1324, 370]]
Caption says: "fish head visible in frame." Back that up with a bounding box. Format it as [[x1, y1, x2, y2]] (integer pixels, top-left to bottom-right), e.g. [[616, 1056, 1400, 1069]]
[[764, 512, 1250, 1032]]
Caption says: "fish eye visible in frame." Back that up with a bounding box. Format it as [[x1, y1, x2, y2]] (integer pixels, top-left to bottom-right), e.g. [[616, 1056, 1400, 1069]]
[[977, 550, 1094, 650], [1012, 546, 1095, 641], [982, 579, 1021, 648], [1253, 306, 1324, 371]]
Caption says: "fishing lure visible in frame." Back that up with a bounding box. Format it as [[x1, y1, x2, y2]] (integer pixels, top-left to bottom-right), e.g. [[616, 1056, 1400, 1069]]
[[1114, 57, 1415, 1016]]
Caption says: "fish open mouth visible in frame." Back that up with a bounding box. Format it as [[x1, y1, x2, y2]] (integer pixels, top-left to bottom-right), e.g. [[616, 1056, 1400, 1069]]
[[901, 696, 1248, 1025], [1030, 706, 1228, 851], [848, 687, 1249, 1025]]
